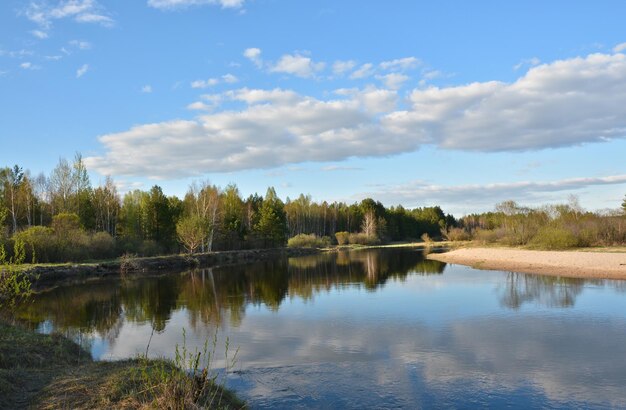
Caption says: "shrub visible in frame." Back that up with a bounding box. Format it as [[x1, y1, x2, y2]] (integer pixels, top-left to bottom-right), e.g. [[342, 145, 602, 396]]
[[13, 226, 55, 263], [335, 231, 350, 245], [348, 233, 380, 245], [89, 232, 116, 260], [530, 226, 580, 250], [474, 228, 501, 244], [287, 233, 331, 248], [444, 227, 471, 241]]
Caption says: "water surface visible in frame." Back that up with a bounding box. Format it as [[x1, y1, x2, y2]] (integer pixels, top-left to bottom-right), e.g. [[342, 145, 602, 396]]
[[18, 248, 626, 408]]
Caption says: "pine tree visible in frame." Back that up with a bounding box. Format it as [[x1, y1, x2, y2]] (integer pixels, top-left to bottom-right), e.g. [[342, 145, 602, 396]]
[[255, 187, 287, 247]]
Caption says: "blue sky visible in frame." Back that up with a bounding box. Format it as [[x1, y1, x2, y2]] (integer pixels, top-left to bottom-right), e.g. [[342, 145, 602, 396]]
[[1, 0, 626, 215]]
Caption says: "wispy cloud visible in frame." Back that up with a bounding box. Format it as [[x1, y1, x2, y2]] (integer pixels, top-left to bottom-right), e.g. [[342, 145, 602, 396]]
[[513, 57, 541, 71], [332, 60, 356, 76], [359, 175, 626, 211], [614, 42, 626, 53], [379, 57, 421, 71], [190, 73, 238, 89], [349, 63, 374, 79], [69, 39, 91, 50], [321, 165, 363, 172], [243, 47, 262, 68], [147, 0, 245, 10], [76, 63, 89, 78], [270, 53, 325, 78], [31, 29, 48, 39], [24, 0, 114, 31], [141, 85, 153, 93], [20, 62, 40, 70]]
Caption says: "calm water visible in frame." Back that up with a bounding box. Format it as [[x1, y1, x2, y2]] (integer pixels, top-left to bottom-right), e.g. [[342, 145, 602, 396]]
[[17, 248, 626, 408]]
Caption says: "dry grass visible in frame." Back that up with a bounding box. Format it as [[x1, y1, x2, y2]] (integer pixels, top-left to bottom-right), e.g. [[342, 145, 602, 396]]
[[0, 322, 244, 410]]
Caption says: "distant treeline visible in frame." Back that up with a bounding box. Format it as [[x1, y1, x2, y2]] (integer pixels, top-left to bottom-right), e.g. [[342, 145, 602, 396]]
[[448, 198, 626, 249], [0, 155, 455, 263]]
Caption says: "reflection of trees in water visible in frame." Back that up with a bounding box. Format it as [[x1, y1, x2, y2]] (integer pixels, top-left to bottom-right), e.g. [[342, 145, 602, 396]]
[[17, 250, 445, 335], [499, 272, 605, 309]]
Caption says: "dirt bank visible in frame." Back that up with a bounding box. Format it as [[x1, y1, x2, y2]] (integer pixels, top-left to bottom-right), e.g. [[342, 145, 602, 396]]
[[19, 247, 319, 290], [427, 247, 626, 280]]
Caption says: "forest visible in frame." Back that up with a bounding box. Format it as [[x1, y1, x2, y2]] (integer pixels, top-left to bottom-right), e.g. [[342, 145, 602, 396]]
[[0, 154, 454, 263], [1, 154, 625, 264]]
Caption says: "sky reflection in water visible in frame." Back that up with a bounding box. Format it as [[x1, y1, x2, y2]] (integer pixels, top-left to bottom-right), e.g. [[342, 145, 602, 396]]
[[18, 248, 626, 409]]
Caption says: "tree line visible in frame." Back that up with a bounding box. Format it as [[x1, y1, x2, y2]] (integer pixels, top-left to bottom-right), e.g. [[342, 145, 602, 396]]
[[446, 196, 626, 249], [0, 155, 455, 263]]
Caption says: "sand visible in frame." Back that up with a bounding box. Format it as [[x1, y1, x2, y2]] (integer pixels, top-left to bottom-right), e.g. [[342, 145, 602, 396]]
[[427, 247, 626, 280]]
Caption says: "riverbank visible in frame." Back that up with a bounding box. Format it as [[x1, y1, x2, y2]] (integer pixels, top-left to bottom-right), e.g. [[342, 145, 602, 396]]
[[427, 247, 626, 279], [0, 321, 244, 409], [14, 247, 319, 290]]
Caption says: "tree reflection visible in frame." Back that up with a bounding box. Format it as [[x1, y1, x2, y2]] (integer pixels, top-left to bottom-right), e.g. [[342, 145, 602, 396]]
[[16, 249, 445, 335], [498, 272, 604, 309]]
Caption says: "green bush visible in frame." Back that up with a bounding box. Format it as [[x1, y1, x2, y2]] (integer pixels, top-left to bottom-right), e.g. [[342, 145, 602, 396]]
[[287, 234, 331, 248], [530, 226, 580, 250]]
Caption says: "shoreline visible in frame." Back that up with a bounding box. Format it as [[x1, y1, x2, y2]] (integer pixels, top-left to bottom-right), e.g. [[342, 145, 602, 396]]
[[15, 247, 320, 290], [0, 321, 244, 409], [427, 247, 626, 280]]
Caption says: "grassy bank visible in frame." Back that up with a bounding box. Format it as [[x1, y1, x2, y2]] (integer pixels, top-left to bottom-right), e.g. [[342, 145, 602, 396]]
[[0, 322, 244, 409]]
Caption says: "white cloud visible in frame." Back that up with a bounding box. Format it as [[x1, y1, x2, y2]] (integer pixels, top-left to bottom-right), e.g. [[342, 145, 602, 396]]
[[85, 88, 408, 177], [86, 52, 626, 178], [76, 63, 89, 78], [31, 29, 48, 39], [147, 0, 244, 9], [360, 175, 626, 211], [270, 53, 325, 78], [385, 52, 626, 151], [224, 88, 302, 105], [190, 73, 237, 88], [243, 47, 262, 68], [377, 73, 409, 90], [69, 39, 91, 50], [45, 55, 63, 61], [187, 101, 213, 111], [191, 78, 219, 88], [24, 0, 113, 29], [349, 63, 374, 79], [221, 73, 238, 83], [614, 42, 626, 53], [141, 85, 153, 93], [379, 57, 420, 71], [20, 62, 40, 70], [513, 57, 541, 71], [322, 165, 363, 172], [332, 60, 356, 76]]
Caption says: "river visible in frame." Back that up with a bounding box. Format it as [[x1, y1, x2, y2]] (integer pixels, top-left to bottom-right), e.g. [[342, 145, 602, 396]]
[[16, 247, 626, 408]]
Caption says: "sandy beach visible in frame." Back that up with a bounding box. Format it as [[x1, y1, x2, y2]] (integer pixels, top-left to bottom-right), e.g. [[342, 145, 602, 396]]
[[427, 247, 626, 280]]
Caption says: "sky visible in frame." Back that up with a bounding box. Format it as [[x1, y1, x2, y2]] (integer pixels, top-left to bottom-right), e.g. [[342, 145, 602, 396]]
[[1, 0, 626, 216]]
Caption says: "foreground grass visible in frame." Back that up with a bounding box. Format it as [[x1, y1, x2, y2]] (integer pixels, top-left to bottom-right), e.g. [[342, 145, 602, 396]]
[[0, 322, 244, 409]]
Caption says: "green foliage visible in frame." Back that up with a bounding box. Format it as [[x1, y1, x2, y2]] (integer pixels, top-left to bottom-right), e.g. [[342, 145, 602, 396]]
[[176, 215, 208, 254], [530, 226, 580, 250], [287, 233, 331, 248], [0, 242, 31, 309], [255, 187, 287, 247]]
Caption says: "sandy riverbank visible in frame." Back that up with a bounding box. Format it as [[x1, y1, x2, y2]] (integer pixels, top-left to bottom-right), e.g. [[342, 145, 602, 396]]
[[427, 247, 626, 280]]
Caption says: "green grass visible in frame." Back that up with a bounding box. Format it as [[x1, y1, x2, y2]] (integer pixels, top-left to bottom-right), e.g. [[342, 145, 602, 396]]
[[0, 321, 244, 409]]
